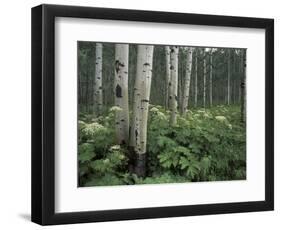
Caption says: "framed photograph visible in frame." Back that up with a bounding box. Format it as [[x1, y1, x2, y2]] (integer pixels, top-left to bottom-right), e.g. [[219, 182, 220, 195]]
[[31, 4, 274, 225]]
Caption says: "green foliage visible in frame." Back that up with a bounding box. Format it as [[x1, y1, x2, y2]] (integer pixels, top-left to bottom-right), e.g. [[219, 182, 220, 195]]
[[78, 143, 96, 163], [78, 107, 131, 186], [135, 172, 189, 184], [147, 105, 246, 182], [79, 143, 128, 186], [84, 174, 124, 186], [79, 105, 246, 186], [90, 145, 127, 175]]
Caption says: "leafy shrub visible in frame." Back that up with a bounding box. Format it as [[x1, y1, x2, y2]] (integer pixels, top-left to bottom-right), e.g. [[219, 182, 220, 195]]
[[79, 144, 128, 186], [79, 105, 246, 186], [134, 172, 188, 184], [84, 174, 124, 186], [148, 105, 246, 182]]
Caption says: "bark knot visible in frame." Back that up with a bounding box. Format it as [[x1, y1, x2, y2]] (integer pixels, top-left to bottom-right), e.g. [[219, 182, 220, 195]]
[[116, 84, 122, 98]]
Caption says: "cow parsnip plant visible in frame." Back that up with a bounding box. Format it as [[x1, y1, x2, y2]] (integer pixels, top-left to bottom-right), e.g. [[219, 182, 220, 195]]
[[78, 105, 246, 186]]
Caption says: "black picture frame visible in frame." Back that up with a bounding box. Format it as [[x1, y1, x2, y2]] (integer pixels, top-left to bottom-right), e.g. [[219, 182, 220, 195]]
[[31, 4, 274, 225]]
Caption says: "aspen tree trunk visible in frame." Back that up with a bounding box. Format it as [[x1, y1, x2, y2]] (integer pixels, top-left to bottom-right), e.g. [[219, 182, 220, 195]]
[[238, 84, 241, 102], [78, 74, 82, 105], [224, 62, 228, 104], [130, 45, 154, 177], [241, 50, 246, 123], [85, 59, 90, 113], [233, 51, 236, 104], [114, 44, 129, 145], [169, 46, 179, 126], [209, 49, 213, 107], [178, 64, 183, 112], [94, 43, 103, 116], [165, 46, 171, 109], [181, 48, 193, 116], [233, 81, 236, 104], [238, 50, 242, 102], [203, 56, 206, 109], [194, 51, 198, 107], [227, 49, 231, 106]]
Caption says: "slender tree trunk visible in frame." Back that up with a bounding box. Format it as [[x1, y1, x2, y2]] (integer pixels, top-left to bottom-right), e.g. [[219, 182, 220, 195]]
[[227, 49, 231, 106], [233, 81, 236, 104], [178, 61, 183, 112], [114, 44, 129, 145], [224, 63, 227, 104], [78, 73, 82, 105], [94, 43, 103, 116], [90, 59, 94, 114], [238, 84, 241, 103], [165, 46, 171, 109], [78, 54, 83, 107], [241, 50, 246, 123], [233, 51, 236, 104], [209, 49, 213, 107], [238, 51, 242, 102], [203, 55, 206, 109], [130, 45, 154, 177], [169, 46, 179, 126], [86, 61, 90, 113], [181, 48, 193, 116], [194, 51, 198, 107]]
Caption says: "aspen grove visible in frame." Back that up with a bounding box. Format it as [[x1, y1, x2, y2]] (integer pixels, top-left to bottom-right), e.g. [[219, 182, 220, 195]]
[[78, 42, 246, 186]]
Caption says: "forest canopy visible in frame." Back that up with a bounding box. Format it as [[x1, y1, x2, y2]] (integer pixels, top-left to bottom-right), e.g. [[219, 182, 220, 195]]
[[78, 42, 246, 187]]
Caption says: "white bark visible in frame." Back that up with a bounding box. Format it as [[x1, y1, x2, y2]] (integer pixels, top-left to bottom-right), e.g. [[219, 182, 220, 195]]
[[194, 51, 198, 107], [181, 48, 193, 116], [241, 49, 246, 122], [203, 56, 206, 109], [114, 44, 129, 145], [238, 50, 243, 102], [94, 43, 103, 115], [165, 46, 171, 109], [209, 49, 213, 107], [227, 49, 231, 105], [169, 46, 179, 126], [243, 50, 246, 122], [130, 45, 154, 155]]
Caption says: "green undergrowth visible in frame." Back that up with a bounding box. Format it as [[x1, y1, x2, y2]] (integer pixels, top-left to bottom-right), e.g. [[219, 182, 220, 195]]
[[78, 105, 246, 187]]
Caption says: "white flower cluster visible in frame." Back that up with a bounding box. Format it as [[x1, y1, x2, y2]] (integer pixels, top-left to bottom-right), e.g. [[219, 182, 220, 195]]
[[83, 122, 105, 137]]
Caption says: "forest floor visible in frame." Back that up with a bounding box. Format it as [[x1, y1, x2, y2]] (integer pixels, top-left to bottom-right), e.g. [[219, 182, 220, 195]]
[[78, 105, 246, 187]]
